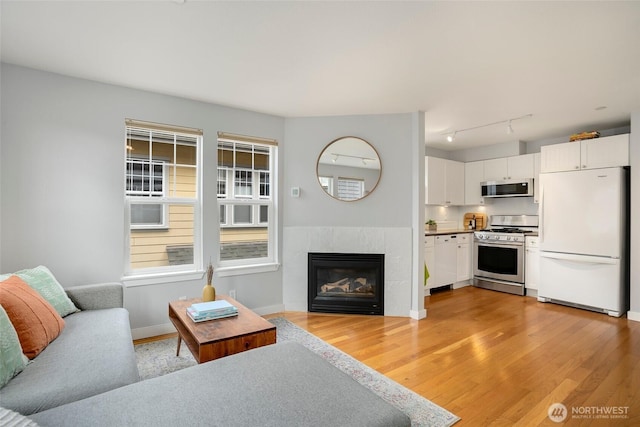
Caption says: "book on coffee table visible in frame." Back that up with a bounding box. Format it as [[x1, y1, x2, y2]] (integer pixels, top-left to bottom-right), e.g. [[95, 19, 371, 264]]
[[186, 307, 238, 323], [190, 300, 237, 316]]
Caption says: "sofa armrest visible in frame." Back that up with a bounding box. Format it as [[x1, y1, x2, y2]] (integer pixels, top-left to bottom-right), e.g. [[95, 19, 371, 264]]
[[65, 283, 124, 310]]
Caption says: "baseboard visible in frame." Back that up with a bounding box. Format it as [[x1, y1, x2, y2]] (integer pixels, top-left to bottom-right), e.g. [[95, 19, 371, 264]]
[[252, 303, 286, 316], [410, 309, 427, 320], [131, 323, 176, 340], [627, 310, 640, 322]]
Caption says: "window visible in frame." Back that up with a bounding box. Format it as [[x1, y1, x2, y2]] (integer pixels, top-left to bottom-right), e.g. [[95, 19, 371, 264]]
[[217, 132, 277, 266], [124, 119, 202, 276], [126, 158, 167, 228], [336, 177, 364, 201]]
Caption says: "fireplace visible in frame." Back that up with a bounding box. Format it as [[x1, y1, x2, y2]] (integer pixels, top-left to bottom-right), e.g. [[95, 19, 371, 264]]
[[308, 253, 384, 315]]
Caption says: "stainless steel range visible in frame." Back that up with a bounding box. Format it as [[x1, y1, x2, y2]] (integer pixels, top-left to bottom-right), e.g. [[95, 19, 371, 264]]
[[473, 215, 538, 296]]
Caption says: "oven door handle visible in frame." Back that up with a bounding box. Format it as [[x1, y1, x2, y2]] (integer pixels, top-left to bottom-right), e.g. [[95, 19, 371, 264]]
[[475, 241, 523, 249]]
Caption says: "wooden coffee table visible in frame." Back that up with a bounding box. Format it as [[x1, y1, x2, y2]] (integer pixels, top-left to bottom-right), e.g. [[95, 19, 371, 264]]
[[168, 295, 276, 363]]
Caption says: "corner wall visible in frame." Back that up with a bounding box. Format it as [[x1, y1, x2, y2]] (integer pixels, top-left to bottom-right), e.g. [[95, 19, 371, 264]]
[[0, 64, 286, 337], [282, 114, 420, 316]]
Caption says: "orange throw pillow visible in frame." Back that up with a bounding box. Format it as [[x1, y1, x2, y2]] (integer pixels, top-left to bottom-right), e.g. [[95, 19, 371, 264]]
[[0, 275, 65, 359]]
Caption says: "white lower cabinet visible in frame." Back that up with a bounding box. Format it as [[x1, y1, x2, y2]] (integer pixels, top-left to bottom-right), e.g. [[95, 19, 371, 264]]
[[424, 236, 436, 289], [456, 234, 472, 282], [434, 234, 457, 287], [425, 233, 472, 291], [525, 236, 539, 292]]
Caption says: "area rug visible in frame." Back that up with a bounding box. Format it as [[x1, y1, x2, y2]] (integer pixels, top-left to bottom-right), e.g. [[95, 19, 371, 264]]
[[135, 317, 460, 427]]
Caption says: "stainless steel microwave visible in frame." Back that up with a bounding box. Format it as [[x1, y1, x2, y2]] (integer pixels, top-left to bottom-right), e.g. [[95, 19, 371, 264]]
[[481, 179, 534, 198]]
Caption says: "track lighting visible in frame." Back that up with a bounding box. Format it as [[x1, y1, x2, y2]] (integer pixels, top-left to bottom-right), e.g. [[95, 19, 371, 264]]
[[330, 152, 377, 165], [507, 121, 514, 134], [443, 114, 532, 142], [447, 132, 456, 143]]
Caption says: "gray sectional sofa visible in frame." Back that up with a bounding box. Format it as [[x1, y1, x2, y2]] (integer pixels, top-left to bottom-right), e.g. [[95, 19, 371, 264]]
[[3, 283, 410, 427], [0, 283, 140, 415]]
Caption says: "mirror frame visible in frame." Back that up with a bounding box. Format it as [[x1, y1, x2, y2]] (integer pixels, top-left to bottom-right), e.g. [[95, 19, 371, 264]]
[[316, 136, 382, 202]]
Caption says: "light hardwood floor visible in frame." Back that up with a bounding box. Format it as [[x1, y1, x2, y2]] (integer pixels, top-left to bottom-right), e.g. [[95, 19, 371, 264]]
[[138, 287, 639, 425], [265, 287, 640, 426]]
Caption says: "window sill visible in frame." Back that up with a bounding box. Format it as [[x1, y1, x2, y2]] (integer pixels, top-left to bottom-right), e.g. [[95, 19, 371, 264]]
[[216, 262, 280, 278], [122, 270, 205, 288]]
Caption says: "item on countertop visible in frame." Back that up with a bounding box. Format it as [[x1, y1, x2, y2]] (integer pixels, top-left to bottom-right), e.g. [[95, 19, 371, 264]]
[[463, 212, 487, 230], [569, 131, 600, 142], [425, 220, 437, 231]]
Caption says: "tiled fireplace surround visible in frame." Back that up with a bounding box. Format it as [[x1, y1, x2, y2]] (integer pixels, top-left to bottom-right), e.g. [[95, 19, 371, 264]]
[[283, 227, 412, 317]]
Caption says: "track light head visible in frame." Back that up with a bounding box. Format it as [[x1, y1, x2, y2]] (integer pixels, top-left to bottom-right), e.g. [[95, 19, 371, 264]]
[[507, 121, 514, 134], [447, 132, 456, 143]]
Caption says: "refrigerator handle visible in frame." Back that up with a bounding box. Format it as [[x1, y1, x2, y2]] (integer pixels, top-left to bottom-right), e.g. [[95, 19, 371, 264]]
[[538, 184, 544, 243], [540, 252, 619, 265]]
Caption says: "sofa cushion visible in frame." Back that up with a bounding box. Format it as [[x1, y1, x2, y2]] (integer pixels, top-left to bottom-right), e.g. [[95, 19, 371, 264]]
[[13, 266, 79, 317], [0, 276, 65, 359], [0, 305, 29, 388], [0, 308, 139, 415], [29, 342, 410, 427]]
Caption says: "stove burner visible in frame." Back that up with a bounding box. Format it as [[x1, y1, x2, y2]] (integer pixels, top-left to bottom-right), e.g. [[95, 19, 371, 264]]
[[486, 228, 533, 234]]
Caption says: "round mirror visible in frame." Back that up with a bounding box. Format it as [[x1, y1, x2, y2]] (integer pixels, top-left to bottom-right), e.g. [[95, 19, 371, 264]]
[[316, 136, 382, 201]]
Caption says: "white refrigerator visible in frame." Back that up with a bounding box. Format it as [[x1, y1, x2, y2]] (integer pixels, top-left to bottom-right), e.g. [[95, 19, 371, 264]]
[[538, 167, 628, 317]]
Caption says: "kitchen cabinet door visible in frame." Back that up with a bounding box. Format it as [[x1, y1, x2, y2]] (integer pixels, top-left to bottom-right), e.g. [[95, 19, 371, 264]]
[[483, 158, 508, 181], [434, 234, 457, 286], [525, 236, 539, 291], [456, 234, 472, 282], [540, 142, 581, 173], [425, 157, 464, 206], [445, 160, 465, 205], [581, 134, 629, 169], [483, 154, 534, 180], [424, 236, 436, 290], [508, 154, 535, 180], [425, 157, 446, 205], [464, 161, 485, 205]]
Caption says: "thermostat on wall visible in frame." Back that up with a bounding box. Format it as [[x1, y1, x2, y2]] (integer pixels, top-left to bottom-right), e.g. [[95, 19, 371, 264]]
[[291, 187, 300, 198]]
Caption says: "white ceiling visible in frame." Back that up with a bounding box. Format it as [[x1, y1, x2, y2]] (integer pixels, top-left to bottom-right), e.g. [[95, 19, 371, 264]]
[[2, 1, 639, 151]]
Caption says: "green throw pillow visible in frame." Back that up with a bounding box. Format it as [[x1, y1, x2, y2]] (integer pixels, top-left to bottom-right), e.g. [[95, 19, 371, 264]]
[[8, 266, 79, 317], [0, 305, 29, 388]]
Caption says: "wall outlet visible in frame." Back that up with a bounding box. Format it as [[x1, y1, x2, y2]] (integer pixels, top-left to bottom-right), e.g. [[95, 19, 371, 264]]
[[229, 289, 236, 299], [178, 295, 187, 301]]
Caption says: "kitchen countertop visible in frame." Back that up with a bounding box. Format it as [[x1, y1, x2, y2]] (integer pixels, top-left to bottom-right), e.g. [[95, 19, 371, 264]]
[[425, 229, 476, 236]]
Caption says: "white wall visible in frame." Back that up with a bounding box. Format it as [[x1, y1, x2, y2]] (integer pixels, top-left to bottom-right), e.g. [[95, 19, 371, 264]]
[[282, 114, 421, 316], [0, 64, 286, 337]]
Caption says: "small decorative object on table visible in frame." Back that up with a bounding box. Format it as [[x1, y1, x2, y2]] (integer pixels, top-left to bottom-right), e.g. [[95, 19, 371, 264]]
[[202, 262, 216, 302], [426, 220, 437, 231]]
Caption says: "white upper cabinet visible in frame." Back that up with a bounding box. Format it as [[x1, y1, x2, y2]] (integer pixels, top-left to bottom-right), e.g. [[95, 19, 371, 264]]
[[581, 134, 629, 169], [483, 154, 535, 181], [464, 161, 485, 205], [540, 134, 629, 173], [425, 157, 465, 206]]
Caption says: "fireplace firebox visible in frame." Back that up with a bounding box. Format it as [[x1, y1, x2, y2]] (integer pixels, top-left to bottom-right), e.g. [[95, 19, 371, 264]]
[[308, 253, 384, 315]]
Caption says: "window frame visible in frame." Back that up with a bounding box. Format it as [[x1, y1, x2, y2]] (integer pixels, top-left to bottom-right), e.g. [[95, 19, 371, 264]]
[[216, 134, 278, 271], [123, 120, 203, 281], [126, 156, 169, 230]]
